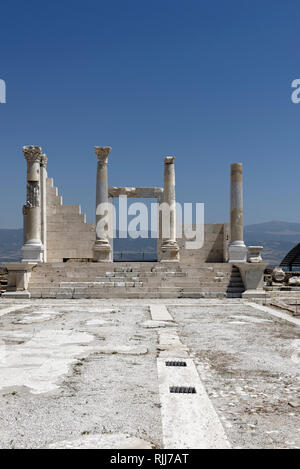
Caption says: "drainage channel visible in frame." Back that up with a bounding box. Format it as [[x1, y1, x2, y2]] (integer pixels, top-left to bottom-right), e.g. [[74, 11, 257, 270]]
[[150, 304, 230, 449]]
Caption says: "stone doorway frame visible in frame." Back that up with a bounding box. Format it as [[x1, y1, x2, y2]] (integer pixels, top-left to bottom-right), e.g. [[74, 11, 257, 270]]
[[108, 186, 164, 262]]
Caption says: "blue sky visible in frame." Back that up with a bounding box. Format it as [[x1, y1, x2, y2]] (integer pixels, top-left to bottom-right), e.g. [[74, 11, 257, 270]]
[[1, 0, 300, 228]]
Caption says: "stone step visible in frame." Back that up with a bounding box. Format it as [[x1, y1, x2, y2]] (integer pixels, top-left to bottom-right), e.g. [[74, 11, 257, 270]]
[[227, 287, 245, 293], [227, 292, 243, 298], [29, 277, 230, 288], [29, 289, 228, 299], [59, 281, 144, 288]]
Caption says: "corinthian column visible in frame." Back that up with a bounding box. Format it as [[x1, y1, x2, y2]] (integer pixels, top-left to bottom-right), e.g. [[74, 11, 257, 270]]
[[21, 146, 44, 263], [160, 156, 180, 262], [93, 146, 112, 262], [228, 163, 247, 262]]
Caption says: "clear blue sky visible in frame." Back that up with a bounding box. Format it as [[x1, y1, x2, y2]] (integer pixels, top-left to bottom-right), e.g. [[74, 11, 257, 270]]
[[1, 0, 300, 228]]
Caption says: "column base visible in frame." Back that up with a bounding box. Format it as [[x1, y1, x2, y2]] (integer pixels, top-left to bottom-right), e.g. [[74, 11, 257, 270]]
[[228, 242, 247, 263], [93, 241, 112, 262], [21, 242, 43, 263], [160, 242, 180, 262]]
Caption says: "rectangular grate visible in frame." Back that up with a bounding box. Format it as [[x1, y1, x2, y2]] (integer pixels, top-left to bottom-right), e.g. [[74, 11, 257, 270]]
[[170, 386, 196, 394], [166, 361, 187, 367]]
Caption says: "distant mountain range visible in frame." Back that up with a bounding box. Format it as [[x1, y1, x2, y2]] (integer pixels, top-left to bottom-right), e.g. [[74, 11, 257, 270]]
[[1, 221, 300, 266], [244, 221, 300, 266]]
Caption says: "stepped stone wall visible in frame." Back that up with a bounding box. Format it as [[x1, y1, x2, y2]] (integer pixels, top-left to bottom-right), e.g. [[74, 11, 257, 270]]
[[46, 178, 228, 263], [46, 178, 95, 262]]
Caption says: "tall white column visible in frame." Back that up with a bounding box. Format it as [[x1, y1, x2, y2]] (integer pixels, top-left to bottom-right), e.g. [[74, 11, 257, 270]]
[[93, 146, 112, 262], [21, 146, 44, 263], [40, 153, 48, 262], [228, 163, 247, 262], [160, 156, 180, 262]]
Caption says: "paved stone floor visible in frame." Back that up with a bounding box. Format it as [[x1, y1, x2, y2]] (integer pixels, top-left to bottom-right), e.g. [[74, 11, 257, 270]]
[[0, 298, 299, 449]]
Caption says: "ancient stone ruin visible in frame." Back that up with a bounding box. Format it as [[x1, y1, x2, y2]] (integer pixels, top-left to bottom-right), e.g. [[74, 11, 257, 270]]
[[2, 145, 266, 299]]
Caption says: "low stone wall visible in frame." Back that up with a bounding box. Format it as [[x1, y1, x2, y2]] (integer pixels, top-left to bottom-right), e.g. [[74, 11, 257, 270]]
[[178, 223, 228, 264]]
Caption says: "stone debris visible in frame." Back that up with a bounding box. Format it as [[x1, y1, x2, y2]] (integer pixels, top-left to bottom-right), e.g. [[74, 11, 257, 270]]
[[289, 277, 300, 286]]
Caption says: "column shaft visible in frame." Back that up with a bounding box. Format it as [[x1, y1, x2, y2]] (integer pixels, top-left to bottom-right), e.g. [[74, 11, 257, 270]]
[[94, 146, 112, 262], [161, 156, 179, 262], [21, 146, 43, 263], [228, 163, 247, 262]]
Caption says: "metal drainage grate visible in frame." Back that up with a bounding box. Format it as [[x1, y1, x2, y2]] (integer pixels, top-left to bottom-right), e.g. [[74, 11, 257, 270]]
[[166, 361, 187, 367], [170, 386, 196, 394]]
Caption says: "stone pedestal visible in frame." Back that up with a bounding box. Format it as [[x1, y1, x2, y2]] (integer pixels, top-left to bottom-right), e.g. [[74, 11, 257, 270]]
[[247, 246, 263, 263], [236, 263, 267, 299], [21, 146, 44, 263], [228, 163, 247, 263], [2, 263, 36, 299], [161, 156, 180, 262], [93, 146, 112, 262]]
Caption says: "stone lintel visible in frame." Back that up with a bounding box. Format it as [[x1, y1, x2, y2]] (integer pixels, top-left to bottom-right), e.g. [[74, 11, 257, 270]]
[[108, 187, 163, 199]]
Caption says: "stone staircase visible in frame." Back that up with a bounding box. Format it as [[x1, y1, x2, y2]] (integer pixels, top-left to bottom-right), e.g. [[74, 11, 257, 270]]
[[226, 265, 245, 298], [27, 262, 245, 299]]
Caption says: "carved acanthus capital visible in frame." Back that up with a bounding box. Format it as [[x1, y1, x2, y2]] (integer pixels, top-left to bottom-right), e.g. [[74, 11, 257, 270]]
[[94, 146, 112, 165], [164, 156, 175, 164], [23, 146, 43, 163], [40, 153, 48, 168]]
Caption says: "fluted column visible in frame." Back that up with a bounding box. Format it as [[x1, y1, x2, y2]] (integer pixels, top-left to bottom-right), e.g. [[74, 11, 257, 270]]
[[21, 146, 44, 263], [228, 163, 247, 262], [160, 156, 180, 262], [93, 146, 112, 262]]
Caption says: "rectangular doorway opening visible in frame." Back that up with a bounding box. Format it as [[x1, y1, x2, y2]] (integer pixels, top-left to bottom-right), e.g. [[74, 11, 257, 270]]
[[113, 198, 158, 262]]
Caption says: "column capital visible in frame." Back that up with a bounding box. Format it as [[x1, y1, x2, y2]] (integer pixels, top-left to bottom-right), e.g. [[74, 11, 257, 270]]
[[40, 154, 48, 168], [164, 156, 175, 164], [23, 146, 43, 163], [231, 162, 243, 178], [94, 146, 112, 164]]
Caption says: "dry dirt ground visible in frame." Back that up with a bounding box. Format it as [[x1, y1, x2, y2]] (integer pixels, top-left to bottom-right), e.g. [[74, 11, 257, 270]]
[[0, 298, 299, 449]]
